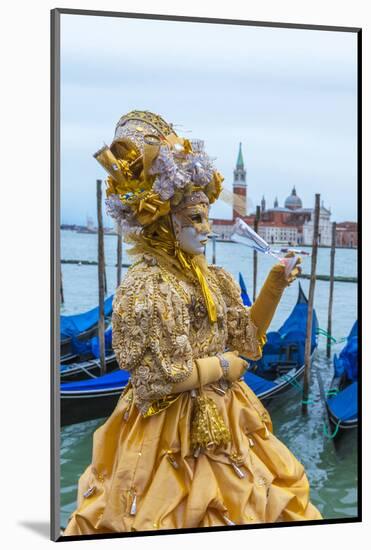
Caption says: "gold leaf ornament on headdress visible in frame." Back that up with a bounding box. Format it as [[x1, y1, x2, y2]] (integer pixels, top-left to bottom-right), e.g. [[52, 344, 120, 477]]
[[94, 138, 171, 226], [205, 170, 224, 204], [131, 190, 171, 226]]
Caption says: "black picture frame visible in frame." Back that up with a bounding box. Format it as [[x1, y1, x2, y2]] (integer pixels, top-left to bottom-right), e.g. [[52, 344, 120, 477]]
[[51, 7, 362, 543]]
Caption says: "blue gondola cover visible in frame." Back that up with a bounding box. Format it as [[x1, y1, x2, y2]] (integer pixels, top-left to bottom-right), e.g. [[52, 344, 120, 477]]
[[333, 321, 358, 382], [327, 381, 358, 422], [71, 326, 113, 359], [239, 272, 252, 306], [244, 371, 277, 395], [61, 295, 114, 339], [61, 369, 130, 393]]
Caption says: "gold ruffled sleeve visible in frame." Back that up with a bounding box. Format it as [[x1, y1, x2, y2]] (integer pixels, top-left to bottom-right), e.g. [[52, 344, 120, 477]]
[[209, 265, 265, 361], [112, 264, 194, 415]]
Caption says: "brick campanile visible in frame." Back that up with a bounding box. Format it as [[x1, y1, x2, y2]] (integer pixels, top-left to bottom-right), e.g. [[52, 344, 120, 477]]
[[233, 142, 247, 219]]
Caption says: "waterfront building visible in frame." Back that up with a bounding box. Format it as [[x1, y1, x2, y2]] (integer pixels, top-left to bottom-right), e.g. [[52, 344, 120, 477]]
[[336, 222, 358, 248], [210, 145, 334, 246]]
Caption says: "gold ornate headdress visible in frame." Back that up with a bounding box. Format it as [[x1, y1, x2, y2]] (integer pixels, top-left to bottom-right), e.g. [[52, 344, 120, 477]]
[[94, 110, 224, 323], [94, 110, 223, 231]]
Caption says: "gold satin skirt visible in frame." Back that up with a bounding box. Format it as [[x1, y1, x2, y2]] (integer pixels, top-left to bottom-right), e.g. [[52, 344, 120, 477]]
[[63, 380, 323, 535]]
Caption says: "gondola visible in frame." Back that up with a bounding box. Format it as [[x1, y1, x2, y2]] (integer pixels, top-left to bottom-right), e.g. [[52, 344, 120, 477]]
[[61, 325, 115, 380], [61, 352, 118, 382], [62, 324, 113, 367], [60, 295, 113, 362], [241, 282, 318, 403], [61, 369, 130, 427], [61, 283, 317, 426], [60, 323, 118, 382], [325, 321, 358, 438]]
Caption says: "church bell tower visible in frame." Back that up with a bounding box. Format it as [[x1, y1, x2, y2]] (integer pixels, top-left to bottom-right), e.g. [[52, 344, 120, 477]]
[[233, 142, 247, 219]]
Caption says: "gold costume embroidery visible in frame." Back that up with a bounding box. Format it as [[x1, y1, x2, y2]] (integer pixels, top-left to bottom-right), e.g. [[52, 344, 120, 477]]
[[111, 253, 263, 416], [112, 257, 193, 415]]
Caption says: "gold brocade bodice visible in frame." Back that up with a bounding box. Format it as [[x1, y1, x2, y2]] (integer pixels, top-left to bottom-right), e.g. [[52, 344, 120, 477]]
[[112, 252, 262, 416]]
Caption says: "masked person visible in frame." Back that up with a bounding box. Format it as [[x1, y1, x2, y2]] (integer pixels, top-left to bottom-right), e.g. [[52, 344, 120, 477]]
[[63, 110, 322, 536]]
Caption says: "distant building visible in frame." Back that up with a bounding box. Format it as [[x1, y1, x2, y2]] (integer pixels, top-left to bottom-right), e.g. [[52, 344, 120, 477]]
[[211, 144, 335, 246], [336, 222, 358, 248], [232, 142, 248, 219]]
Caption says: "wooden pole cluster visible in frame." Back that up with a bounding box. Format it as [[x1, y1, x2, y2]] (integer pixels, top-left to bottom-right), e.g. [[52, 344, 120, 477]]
[[253, 205, 261, 301], [117, 223, 123, 288], [96, 179, 106, 375], [326, 222, 337, 358], [302, 194, 320, 415]]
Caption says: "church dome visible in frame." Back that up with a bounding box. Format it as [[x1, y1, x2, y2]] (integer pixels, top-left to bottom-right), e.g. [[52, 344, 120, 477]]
[[284, 186, 302, 210]]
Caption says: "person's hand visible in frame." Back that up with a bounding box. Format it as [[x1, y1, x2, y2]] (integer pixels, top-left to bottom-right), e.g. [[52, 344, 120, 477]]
[[268, 251, 302, 290], [219, 350, 249, 382], [283, 251, 302, 285]]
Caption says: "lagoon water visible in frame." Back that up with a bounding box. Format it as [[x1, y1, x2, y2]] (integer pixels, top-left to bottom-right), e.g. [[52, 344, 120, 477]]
[[59, 229, 358, 529]]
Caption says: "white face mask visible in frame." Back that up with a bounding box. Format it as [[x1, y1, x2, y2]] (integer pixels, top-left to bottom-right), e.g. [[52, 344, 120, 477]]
[[172, 204, 211, 256]]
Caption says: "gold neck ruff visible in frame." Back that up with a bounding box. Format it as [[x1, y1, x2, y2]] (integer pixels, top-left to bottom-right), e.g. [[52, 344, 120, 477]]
[[126, 215, 217, 324]]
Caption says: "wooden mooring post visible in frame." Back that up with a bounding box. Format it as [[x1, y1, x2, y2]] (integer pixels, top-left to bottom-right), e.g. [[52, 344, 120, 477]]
[[302, 193, 320, 415], [104, 260, 107, 296], [60, 265, 64, 305], [253, 205, 261, 301], [117, 223, 123, 287], [97, 179, 106, 375], [212, 235, 216, 264], [327, 222, 337, 358]]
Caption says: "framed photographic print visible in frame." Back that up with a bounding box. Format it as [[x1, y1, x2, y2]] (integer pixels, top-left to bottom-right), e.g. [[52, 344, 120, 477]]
[[51, 8, 361, 542]]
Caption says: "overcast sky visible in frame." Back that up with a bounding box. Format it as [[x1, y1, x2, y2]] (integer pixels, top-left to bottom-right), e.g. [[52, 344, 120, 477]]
[[60, 14, 358, 226]]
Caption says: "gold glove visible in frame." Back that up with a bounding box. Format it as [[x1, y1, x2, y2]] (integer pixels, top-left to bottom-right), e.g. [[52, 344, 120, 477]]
[[284, 250, 303, 285], [223, 352, 249, 383], [170, 351, 243, 394], [250, 252, 302, 340]]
